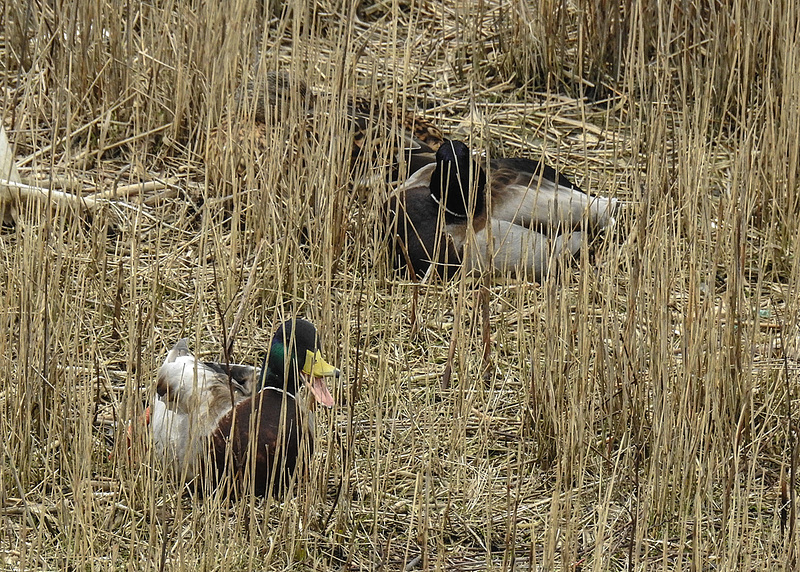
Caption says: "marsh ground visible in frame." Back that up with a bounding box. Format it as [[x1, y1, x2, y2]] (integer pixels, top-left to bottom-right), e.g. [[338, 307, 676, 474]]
[[1, 0, 799, 569]]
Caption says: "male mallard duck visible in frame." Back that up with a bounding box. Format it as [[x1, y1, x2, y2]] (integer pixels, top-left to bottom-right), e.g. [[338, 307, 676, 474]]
[[388, 139, 618, 279], [210, 318, 337, 496], [150, 318, 338, 496]]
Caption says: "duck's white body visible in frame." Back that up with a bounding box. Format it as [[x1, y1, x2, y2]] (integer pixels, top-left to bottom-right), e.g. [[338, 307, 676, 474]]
[[463, 221, 584, 278], [148, 398, 198, 477], [488, 172, 617, 232]]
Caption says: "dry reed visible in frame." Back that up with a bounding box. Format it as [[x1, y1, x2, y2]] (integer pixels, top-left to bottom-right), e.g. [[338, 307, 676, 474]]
[[1, 0, 799, 569]]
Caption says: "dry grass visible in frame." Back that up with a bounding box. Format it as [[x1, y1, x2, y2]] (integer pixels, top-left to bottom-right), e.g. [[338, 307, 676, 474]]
[[1, 0, 800, 569]]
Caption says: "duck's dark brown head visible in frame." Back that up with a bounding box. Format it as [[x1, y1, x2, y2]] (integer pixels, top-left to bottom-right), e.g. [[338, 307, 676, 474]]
[[430, 140, 487, 221]]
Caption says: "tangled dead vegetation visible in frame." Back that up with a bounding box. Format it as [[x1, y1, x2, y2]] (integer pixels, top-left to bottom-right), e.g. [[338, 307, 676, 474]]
[[1, 0, 800, 569]]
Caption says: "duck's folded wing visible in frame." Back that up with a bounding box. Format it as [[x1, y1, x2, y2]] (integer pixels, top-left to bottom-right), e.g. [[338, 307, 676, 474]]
[[489, 159, 617, 232], [158, 337, 257, 413], [200, 361, 258, 396]]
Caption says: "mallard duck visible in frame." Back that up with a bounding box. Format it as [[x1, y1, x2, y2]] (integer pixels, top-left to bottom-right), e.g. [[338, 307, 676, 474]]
[[388, 139, 618, 279], [210, 318, 337, 496], [150, 318, 338, 496], [209, 70, 443, 183]]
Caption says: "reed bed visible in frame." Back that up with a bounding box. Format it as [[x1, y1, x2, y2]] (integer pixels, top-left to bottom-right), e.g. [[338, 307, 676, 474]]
[[1, 0, 799, 569]]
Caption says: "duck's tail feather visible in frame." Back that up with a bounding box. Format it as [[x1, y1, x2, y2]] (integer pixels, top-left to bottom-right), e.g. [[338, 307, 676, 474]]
[[587, 196, 620, 229]]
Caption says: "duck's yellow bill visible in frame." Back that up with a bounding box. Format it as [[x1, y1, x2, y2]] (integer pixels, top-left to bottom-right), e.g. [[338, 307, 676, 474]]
[[303, 349, 339, 378], [302, 349, 338, 407]]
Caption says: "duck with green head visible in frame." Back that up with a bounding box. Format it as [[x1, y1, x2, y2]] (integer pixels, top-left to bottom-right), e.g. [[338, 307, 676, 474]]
[[149, 318, 338, 497], [388, 139, 619, 279], [210, 318, 338, 496]]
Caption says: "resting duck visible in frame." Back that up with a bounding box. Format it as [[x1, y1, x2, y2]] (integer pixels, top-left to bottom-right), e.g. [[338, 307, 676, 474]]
[[150, 318, 338, 496], [149, 340, 258, 480], [209, 70, 443, 183], [388, 139, 618, 279]]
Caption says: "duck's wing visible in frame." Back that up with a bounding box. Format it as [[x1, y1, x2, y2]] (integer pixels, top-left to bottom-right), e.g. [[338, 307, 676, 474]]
[[402, 112, 444, 153], [468, 220, 583, 280], [157, 340, 256, 414], [489, 158, 617, 232], [200, 361, 258, 397]]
